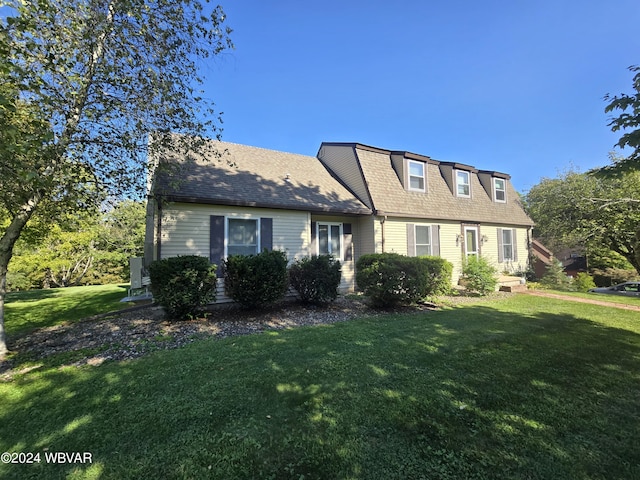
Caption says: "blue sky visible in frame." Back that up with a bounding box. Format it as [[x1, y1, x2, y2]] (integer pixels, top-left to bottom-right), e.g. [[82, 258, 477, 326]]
[[204, 0, 639, 192]]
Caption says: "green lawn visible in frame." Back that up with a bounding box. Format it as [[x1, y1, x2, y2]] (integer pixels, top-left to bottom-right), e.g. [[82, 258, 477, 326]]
[[4, 285, 134, 337], [1, 295, 639, 479]]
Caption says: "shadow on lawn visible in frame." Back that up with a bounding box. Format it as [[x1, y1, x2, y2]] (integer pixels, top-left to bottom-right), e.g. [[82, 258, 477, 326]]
[[1, 303, 639, 479]]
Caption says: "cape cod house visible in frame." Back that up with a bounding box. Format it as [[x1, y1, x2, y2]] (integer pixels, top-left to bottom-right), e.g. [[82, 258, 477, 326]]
[[144, 137, 534, 299]]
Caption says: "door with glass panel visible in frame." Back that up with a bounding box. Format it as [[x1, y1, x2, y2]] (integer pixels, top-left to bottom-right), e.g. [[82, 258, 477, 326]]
[[464, 226, 478, 257]]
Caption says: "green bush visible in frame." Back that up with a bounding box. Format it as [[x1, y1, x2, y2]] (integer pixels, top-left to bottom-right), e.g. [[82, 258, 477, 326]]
[[540, 260, 573, 290], [289, 255, 342, 304], [573, 272, 596, 292], [419, 255, 453, 296], [224, 249, 289, 309], [356, 253, 430, 307], [149, 255, 217, 320], [461, 256, 498, 295]]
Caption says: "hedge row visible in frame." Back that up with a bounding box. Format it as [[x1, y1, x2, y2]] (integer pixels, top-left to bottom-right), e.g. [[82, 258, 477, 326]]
[[149, 252, 343, 318]]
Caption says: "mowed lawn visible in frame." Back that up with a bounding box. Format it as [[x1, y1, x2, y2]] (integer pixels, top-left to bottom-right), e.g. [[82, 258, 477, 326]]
[[1, 294, 639, 479], [4, 284, 134, 337]]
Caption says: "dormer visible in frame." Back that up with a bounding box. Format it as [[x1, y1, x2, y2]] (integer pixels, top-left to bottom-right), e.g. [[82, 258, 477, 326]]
[[390, 151, 436, 193], [438, 162, 478, 198], [478, 170, 510, 203]]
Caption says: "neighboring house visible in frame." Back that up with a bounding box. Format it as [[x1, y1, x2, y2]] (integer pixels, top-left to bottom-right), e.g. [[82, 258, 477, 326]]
[[531, 239, 554, 279], [145, 137, 534, 300]]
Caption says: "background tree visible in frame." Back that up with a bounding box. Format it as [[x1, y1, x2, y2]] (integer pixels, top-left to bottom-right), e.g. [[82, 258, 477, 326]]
[[601, 65, 640, 175], [0, 0, 232, 357], [525, 167, 640, 275]]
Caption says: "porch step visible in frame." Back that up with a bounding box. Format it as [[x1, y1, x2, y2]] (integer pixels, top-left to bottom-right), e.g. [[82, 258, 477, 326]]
[[499, 284, 528, 293]]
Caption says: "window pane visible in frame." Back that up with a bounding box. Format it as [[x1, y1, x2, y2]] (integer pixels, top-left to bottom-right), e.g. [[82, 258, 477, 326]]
[[228, 219, 257, 256], [416, 245, 431, 256], [416, 226, 430, 245], [457, 171, 470, 196], [410, 176, 424, 190], [318, 224, 329, 255], [502, 229, 513, 260], [331, 225, 341, 255], [408, 161, 425, 191], [466, 229, 477, 254]]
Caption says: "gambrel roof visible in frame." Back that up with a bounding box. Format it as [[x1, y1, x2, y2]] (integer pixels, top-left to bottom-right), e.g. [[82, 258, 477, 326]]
[[317, 142, 534, 226]]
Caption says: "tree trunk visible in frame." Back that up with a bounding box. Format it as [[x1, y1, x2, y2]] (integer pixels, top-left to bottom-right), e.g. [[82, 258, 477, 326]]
[[0, 194, 42, 358]]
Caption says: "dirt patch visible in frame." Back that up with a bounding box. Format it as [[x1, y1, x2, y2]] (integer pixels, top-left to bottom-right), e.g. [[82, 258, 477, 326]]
[[521, 290, 640, 311]]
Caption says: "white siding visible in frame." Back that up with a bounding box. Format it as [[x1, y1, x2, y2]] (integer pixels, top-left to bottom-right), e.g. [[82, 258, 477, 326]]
[[317, 145, 372, 209], [373, 217, 531, 285], [159, 203, 309, 262]]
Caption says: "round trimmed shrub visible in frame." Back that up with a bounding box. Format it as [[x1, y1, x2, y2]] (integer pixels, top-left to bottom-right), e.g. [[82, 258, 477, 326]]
[[149, 255, 217, 320], [289, 255, 342, 304], [224, 249, 289, 309], [356, 253, 430, 307], [461, 255, 498, 295]]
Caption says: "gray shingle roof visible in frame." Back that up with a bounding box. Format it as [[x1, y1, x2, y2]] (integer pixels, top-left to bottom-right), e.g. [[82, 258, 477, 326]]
[[152, 139, 372, 215], [353, 145, 534, 226]]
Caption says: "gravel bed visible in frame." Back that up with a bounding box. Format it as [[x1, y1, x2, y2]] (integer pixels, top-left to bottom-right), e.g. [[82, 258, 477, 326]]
[[1, 292, 514, 380], [0, 297, 428, 378]]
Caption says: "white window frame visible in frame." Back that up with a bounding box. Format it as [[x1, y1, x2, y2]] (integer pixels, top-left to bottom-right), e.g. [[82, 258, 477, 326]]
[[316, 222, 343, 258], [415, 225, 432, 256], [494, 178, 506, 203], [464, 226, 478, 257], [456, 170, 471, 198], [407, 160, 426, 192], [501, 228, 514, 261], [226, 217, 260, 257]]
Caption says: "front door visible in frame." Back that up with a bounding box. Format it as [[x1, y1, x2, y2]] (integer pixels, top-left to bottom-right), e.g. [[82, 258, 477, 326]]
[[464, 226, 478, 257]]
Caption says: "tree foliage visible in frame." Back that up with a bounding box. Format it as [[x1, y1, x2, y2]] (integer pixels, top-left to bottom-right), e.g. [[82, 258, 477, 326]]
[[0, 0, 232, 356], [525, 168, 640, 274], [600, 65, 640, 175]]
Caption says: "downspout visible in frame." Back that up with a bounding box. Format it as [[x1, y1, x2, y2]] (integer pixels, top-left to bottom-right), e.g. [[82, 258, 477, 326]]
[[380, 215, 387, 253]]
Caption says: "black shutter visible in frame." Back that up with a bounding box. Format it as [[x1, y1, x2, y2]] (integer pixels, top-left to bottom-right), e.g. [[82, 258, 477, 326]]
[[210, 215, 225, 276], [260, 218, 273, 251], [343, 223, 353, 261]]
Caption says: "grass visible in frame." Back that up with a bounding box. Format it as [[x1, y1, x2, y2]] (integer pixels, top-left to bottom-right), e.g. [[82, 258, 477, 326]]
[[1, 295, 639, 479], [4, 285, 134, 337]]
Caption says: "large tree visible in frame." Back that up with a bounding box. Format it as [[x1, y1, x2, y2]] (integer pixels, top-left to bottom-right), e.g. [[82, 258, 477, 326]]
[[0, 0, 232, 357], [525, 168, 640, 274], [601, 65, 640, 175]]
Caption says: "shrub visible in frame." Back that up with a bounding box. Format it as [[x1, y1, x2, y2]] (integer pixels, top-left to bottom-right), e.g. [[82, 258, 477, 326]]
[[224, 249, 289, 309], [573, 272, 596, 292], [461, 256, 498, 295], [148, 255, 217, 320], [419, 255, 453, 296], [289, 255, 342, 304], [540, 260, 573, 290], [356, 253, 430, 307]]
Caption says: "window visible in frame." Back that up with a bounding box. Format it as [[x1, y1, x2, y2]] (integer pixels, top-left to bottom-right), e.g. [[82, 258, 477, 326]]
[[501, 229, 513, 261], [456, 170, 470, 197], [464, 226, 478, 257], [228, 218, 258, 256], [494, 178, 506, 202], [497, 228, 517, 262], [415, 225, 431, 256], [317, 223, 342, 257], [408, 160, 425, 192]]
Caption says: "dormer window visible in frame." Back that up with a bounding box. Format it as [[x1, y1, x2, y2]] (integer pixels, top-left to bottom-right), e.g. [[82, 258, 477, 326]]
[[408, 160, 425, 192], [456, 170, 470, 197], [494, 178, 506, 202]]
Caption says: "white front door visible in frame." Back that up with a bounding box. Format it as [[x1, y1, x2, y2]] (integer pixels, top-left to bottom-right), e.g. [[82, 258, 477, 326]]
[[464, 226, 478, 257]]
